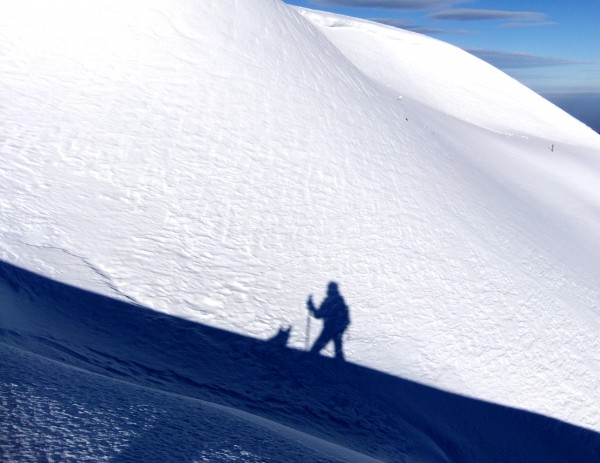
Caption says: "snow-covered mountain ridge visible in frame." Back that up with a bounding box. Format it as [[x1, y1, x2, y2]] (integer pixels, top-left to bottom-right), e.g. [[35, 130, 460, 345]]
[[1, 0, 599, 450], [301, 8, 600, 146]]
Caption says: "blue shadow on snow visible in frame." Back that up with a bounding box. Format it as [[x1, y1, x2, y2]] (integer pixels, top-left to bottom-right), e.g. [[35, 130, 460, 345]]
[[1, 260, 599, 462]]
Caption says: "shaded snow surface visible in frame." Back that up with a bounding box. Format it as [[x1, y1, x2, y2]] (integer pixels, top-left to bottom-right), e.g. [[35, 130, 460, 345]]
[[1, 0, 600, 460], [2, 262, 600, 462]]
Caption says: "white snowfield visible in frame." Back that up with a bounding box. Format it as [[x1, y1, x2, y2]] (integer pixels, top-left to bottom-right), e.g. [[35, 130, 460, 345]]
[[1, 0, 600, 454]]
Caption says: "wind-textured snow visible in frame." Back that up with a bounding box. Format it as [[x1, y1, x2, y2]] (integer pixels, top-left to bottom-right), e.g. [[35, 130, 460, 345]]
[[1, 0, 600, 460]]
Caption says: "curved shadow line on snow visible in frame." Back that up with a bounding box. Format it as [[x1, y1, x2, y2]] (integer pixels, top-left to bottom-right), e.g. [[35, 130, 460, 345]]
[[0, 260, 599, 463]]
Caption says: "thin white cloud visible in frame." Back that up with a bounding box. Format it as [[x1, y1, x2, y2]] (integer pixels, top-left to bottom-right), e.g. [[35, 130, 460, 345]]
[[468, 48, 583, 69], [312, 0, 460, 11], [431, 8, 547, 22], [501, 20, 558, 28], [372, 17, 472, 34]]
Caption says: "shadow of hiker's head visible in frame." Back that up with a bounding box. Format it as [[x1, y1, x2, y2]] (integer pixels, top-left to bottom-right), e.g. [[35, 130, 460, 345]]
[[327, 281, 339, 296]]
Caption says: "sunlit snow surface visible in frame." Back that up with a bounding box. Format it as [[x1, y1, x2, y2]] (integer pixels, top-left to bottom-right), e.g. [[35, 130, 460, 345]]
[[1, 0, 600, 460]]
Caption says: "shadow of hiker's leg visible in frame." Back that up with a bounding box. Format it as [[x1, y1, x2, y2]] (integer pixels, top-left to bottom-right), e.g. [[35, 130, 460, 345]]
[[333, 333, 345, 360], [310, 330, 329, 354]]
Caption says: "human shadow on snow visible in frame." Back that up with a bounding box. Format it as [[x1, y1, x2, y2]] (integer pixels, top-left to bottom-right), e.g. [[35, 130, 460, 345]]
[[1, 260, 599, 463], [306, 281, 350, 361]]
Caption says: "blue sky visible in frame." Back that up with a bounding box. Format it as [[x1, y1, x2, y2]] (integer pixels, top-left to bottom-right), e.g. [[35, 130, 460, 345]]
[[285, 1, 600, 130]]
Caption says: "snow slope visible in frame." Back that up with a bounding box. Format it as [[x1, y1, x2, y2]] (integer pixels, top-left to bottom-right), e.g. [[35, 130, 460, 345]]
[[2, 261, 599, 462], [300, 9, 600, 148], [1, 344, 373, 463], [1, 0, 600, 453]]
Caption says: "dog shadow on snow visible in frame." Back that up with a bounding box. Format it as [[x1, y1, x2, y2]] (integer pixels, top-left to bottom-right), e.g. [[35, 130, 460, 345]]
[[1, 260, 599, 463]]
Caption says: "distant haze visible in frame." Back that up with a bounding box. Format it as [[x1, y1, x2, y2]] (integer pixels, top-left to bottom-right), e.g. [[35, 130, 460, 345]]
[[544, 92, 600, 134]]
